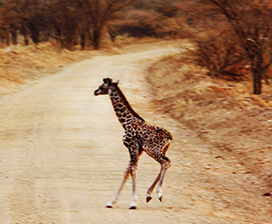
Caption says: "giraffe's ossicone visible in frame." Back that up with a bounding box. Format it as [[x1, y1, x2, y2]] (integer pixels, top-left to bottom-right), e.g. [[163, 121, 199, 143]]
[[94, 78, 172, 209]]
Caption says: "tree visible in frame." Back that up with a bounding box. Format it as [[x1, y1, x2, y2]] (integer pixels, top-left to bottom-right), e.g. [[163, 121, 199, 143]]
[[3, 0, 48, 45], [46, 0, 80, 50], [0, 5, 10, 45], [205, 0, 272, 94], [193, 29, 247, 80], [78, 0, 137, 49]]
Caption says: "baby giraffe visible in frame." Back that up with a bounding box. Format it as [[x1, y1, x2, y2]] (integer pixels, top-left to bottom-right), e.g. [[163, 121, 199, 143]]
[[94, 78, 172, 209]]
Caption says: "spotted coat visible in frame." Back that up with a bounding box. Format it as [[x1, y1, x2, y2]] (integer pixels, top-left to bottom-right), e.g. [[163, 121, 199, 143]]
[[94, 78, 172, 209]]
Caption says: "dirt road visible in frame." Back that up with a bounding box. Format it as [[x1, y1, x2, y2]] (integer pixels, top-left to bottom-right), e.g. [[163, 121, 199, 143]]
[[0, 45, 271, 224]]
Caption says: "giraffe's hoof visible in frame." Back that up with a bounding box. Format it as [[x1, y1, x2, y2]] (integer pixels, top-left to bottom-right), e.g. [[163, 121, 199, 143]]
[[106, 204, 113, 208], [146, 196, 152, 203], [129, 205, 137, 210], [159, 195, 163, 202]]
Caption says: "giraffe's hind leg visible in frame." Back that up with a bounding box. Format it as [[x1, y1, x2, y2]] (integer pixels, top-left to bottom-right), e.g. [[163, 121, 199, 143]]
[[146, 167, 162, 202], [156, 154, 171, 202], [145, 140, 171, 203]]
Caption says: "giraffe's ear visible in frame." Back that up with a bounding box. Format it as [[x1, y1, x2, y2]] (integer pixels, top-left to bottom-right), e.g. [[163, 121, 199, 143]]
[[115, 79, 120, 85], [103, 78, 112, 85]]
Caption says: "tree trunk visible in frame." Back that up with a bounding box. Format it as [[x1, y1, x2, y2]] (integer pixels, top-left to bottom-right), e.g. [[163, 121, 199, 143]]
[[5, 28, 10, 45], [54, 24, 62, 43], [64, 22, 77, 51], [80, 33, 86, 49], [251, 61, 262, 95], [108, 26, 116, 42], [21, 24, 29, 45], [6, 35, 10, 45], [27, 22, 40, 44], [10, 24, 17, 45], [92, 28, 101, 50]]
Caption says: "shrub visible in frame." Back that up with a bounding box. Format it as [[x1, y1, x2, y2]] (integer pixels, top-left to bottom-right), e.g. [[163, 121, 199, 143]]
[[109, 10, 162, 38], [193, 29, 248, 81]]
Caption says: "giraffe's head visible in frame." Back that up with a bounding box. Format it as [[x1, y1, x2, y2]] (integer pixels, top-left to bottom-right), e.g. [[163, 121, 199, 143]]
[[94, 78, 119, 96]]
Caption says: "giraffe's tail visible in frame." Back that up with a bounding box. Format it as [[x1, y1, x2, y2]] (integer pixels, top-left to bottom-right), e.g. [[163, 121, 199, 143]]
[[166, 130, 173, 140], [157, 128, 173, 140]]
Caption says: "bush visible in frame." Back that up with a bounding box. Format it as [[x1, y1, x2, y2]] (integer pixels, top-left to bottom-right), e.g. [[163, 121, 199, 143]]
[[109, 10, 162, 38], [193, 29, 248, 81], [109, 9, 190, 39]]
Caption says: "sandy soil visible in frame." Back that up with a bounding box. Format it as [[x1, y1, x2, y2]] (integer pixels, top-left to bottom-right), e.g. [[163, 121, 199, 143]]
[[0, 42, 271, 223]]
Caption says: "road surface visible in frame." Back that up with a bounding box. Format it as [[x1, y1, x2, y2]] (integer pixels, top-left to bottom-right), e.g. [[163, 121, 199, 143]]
[[0, 46, 271, 223]]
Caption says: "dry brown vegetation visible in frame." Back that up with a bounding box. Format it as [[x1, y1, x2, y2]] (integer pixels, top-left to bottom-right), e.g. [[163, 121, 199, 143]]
[[0, 41, 123, 95], [4, 39, 272, 223], [1, 0, 272, 93], [0, 1, 272, 221], [0, 37, 169, 95], [146, 42, 272, 198], [0, 0, 271, 201]]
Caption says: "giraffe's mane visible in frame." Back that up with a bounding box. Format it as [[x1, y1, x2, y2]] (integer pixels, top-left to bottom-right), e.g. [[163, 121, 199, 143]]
[[113, 83, 145, 122]]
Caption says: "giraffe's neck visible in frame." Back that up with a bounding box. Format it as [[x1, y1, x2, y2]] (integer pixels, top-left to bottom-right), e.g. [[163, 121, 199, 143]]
[[109, 84, 145, 129]]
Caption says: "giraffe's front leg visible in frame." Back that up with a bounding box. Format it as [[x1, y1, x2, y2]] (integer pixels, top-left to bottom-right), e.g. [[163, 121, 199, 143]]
[[106, 153, 139, 209], [129, 164, 137, 209], [128, 151, 139, 209], [106, 164, 130, 208], [123, 134, 140, 209]]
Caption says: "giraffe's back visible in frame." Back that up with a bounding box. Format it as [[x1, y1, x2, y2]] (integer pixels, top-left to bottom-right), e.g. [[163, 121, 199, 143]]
[[132, 121, 172, 152]]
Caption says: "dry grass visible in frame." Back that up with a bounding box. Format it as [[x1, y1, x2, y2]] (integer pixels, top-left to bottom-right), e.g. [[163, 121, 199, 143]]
[[2, 39, 272, 197], [146, 50, 272, 195], [0, 38, 176, 96], [0, 42, 123, 95]]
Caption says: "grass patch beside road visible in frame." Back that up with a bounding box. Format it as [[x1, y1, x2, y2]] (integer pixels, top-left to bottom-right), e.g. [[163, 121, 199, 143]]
[[146, 50, 272, 193]]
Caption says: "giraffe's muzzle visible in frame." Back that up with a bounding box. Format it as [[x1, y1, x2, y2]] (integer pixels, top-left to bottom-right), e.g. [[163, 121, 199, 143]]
[[94, 89, 100, 96]]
